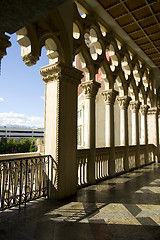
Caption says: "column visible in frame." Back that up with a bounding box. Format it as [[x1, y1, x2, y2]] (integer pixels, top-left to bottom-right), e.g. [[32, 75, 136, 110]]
[[80, 80, 101, 184], [130, 100, 140, 168], [40, 62, 83, 199], [101, 89, 118, 176], [117, 96, 131, 172], [140, 105, 149, 164], [148, 107, 159, 162]]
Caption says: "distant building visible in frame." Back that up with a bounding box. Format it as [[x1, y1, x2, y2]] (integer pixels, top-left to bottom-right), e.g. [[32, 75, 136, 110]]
[[0, 126, 44, 139]]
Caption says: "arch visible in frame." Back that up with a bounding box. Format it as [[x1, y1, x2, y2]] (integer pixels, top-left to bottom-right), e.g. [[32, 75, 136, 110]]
[[121, 54, 131, 81], [16, 26, 40, 66], [128, 78, 138, 101], [133, 63, 141, 86]]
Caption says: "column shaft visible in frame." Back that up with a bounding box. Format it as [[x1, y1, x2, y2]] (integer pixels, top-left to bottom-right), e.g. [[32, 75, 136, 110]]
[[140, 105, 149, 164], [80, 80, 101, 184], [117, 96, 131, 172], [130, 100, 140, 168], [101, 90, 118, 177], [40, 62, 83, 199]]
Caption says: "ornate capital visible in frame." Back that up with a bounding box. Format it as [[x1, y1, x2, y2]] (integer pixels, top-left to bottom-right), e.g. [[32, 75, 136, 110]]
[[80, 80, 101, 99], [40, 62, 83, 85], [148, 107, 158, 115], [140, 105, 149, 115], [117, 96, 131, 110], [101, 89, 118, 105], [130, 100, 141, 113], [22, 52, 39, 66], [0, 31, 11, 61]]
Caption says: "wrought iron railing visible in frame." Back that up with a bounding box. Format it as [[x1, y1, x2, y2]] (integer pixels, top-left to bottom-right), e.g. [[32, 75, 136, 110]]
[[0, 155, 56, 211]]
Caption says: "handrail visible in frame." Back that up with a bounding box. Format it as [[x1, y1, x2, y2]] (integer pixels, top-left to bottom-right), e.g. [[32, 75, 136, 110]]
[[0, 154, 57, 211]]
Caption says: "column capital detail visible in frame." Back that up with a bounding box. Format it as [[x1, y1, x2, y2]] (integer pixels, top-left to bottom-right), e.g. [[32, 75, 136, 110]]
[[148, 107, 158, 115], [130, 100, 141, 113], [140, 105, 149, 115], [40, 62, 83, 85], [0, 31, 11, 61], [101, 89, 118, 105], [117, 96, 131, 110], [80, 80, 101, 99]]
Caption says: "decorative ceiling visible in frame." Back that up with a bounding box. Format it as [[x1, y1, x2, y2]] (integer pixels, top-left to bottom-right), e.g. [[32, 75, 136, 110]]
[[97, 0, 160, 69], [0, 0, 67, 34]]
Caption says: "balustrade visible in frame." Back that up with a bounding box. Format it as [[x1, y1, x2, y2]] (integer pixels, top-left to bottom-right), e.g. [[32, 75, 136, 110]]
[[95, 148, 110, 180], [115, 146, 125, 174], [139, 145, 146, 166], [0, 144, 157, 210], [77, 149, 89, 186], [128, 146, 136, 169]]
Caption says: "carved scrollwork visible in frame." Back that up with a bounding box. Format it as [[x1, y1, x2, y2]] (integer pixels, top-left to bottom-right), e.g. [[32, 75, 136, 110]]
[[40, 62, 83, 85], [117, 96, 131, 109], [22, 53, 39, 66], [140, 105, 149, 115], [80, 80, 101, 99], [101, 89, 118, 105], [130, 100, 140, 113]]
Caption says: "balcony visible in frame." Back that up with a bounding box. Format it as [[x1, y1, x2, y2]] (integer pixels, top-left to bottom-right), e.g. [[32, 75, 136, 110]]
[[0, 155, 159, 240]]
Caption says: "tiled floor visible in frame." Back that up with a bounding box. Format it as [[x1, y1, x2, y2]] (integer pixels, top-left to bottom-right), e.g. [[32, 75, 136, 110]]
[[0, 163, 160, 240]]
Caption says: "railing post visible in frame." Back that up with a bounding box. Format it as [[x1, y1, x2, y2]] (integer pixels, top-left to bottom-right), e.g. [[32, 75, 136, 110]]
[[101, 89, 118, 177], [80, 80, 101, 184], [117, 96, 131, 172]]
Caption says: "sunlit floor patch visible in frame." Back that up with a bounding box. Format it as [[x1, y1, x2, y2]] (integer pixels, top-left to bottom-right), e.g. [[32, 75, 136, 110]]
[[150, 179, 160, 185], [86, 203, 141, 225], [136, 186, 160, 193]]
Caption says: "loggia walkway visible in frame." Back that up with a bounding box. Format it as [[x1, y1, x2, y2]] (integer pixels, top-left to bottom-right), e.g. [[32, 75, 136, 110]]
[[0, 163, 160, 240]]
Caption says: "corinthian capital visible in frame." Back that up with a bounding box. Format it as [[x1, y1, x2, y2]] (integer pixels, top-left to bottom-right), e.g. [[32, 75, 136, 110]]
[[80, 80, 101, 99], [140, 105, 149, 115], [40, 62, 83, 85], [101, 89, 118, 105], [0, 31, 11, 61], [117, 96, 131, 110], [130, 100, 140, 113]]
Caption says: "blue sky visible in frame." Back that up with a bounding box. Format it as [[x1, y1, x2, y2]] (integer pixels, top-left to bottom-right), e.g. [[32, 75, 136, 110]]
[[0, 33, 49, 128]]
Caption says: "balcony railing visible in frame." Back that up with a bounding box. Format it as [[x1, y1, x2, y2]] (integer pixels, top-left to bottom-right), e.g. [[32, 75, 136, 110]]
[[77, 144, 156, 187], [0, 144, 156, 210], [0, 154, 56, 211]]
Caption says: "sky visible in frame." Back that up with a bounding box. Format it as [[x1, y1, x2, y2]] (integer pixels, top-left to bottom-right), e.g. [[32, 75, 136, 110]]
[[0, 33, 49, 128]]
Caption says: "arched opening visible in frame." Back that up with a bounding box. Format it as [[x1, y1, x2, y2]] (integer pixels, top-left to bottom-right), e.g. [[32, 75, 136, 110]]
[[0, 33, 48, 131]]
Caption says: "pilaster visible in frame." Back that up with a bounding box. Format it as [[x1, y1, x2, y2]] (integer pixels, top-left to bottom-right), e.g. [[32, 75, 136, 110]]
[[40, 62, 83, 199], [80, 80, 101, 184], [117, 96, 131, 172], [101, 89, 118, 177]]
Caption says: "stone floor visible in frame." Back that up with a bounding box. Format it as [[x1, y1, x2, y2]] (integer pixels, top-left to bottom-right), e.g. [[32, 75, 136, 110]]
[[0, 163, 160, 240]]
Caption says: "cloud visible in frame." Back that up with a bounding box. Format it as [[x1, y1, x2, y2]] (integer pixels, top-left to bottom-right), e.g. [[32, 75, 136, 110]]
[[0, 97, 4, 102], [0, 112, 44, 128]]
